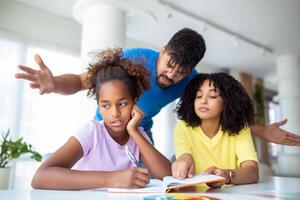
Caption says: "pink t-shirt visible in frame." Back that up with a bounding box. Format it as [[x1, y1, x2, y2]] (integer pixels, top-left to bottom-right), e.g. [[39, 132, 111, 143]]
[[72, 121, 150, 171]]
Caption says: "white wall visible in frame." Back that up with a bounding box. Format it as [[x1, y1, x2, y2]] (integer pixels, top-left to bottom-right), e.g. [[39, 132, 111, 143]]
[[0, 0, 160, 62], [0, 0, 81, 52]]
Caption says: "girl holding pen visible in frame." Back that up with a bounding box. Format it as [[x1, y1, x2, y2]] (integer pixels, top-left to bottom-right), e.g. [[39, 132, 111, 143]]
[[31, 48, 171, 190]]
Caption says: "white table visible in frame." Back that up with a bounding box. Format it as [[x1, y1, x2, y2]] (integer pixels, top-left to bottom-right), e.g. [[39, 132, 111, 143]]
[[0, 176, 299, 200]]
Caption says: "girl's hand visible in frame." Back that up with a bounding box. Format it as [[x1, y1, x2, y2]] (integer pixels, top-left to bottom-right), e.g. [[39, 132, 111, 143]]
[[127, 105, 144, 132], [108, 167, 150, 188], [203, 166, 229, 188], [172, 154, 195, 179]]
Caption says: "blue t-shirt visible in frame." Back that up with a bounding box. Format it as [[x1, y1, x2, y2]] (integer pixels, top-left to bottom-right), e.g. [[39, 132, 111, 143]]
[[95, 48, 198, 133]]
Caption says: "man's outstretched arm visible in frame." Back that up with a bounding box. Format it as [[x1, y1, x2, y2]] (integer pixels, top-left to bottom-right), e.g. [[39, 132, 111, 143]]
[[15, 54, 92, 95], [250, 119, 300, 147]]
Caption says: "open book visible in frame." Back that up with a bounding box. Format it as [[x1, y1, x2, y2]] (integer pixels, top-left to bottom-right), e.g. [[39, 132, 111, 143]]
[[107, 174, 225, 193]]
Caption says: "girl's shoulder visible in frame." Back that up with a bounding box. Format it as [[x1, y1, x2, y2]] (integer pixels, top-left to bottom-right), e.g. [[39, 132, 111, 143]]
[[72, 121, 102, 157], [176, 120, 192, 128], [235, 127, 251, 135], [78, 120, 102, 131], [229, 127, 252, 139], [175, 120, 199, 134], [74, 121, 105, 140]]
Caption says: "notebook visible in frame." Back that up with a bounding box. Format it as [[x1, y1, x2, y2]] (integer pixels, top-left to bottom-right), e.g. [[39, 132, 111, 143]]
[[107, 174, 225, 193]]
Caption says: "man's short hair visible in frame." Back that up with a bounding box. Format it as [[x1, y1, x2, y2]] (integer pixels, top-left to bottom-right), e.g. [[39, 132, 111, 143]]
[[165, 28, 206, 72]]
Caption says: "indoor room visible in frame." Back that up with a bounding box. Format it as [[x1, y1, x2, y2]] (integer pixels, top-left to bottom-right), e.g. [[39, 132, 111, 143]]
[[0, 0, 299, 199]]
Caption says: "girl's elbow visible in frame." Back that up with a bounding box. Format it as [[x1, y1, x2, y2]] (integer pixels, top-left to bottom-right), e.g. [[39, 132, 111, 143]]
[[253, 172, 259, 183], [31, 169, 44, 189], [31, 174, 40, 189], [251, 168, 259, 183], [251, 175, 259, 184]]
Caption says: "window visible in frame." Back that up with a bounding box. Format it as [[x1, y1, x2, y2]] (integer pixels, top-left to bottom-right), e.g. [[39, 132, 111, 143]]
[[19, 46, 95, 155], [267, 100, 283, 157], [0, 38, 22, 134], [264, 89, 283, 175], [0, 37, 96, 188]]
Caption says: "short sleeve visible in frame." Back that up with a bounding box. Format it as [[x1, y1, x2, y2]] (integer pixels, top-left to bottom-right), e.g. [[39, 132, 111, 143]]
[[174, 120, 193, 158], [138, 126, 152, 144], [235, 128, 258, 167], [73, 122, 97, 157]]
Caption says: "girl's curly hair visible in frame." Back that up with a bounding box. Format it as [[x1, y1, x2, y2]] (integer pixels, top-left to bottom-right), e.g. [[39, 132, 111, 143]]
[[86, 48, 151, 101], [175, 72, 254, 135]]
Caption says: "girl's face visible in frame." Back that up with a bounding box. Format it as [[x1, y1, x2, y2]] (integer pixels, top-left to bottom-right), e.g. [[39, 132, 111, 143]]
[[194, 79, 224, 121], [98, 80, 135, 135]]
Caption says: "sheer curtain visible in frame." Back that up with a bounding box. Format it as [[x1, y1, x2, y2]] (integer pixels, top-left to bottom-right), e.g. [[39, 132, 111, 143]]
[[0, 37, 96, 188], [20, 47, 88, 154], [0, 38, 22, 135]]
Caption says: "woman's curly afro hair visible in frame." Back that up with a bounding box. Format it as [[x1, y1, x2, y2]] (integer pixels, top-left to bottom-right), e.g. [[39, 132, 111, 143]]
[[175, 72, 254, 135], [86, 48, 151, 102]]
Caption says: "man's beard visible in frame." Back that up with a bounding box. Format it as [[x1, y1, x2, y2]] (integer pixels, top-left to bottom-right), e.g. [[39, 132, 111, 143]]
[[156, 74, 174, 89]]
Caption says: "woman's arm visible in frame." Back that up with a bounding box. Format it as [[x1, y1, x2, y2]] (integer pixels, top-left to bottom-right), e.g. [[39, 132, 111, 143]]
[[171, 153, 195, 179], [227, 160, 259, 185], [127, 106, 172, 179], [32, 137, 149, 190], [204, 160, 259, 188]]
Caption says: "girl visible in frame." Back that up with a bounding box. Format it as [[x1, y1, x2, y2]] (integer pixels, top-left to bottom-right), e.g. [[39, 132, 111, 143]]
[[31, 48, 171, 190], [172, 72, 258, 188]]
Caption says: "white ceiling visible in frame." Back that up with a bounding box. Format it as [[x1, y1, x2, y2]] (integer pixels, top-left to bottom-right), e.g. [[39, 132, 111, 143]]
[[9, 0, 300, 90]]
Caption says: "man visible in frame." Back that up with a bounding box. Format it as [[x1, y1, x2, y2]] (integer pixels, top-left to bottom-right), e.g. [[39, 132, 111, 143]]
[[16, 28, 300, 146]]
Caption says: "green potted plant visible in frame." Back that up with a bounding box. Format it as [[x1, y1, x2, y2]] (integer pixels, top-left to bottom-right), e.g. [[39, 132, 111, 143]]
[[0, 129, 42, 189]]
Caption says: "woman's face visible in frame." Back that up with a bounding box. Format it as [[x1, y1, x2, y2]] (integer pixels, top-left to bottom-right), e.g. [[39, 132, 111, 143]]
[[98, 80, 134, 135], [194, 79, 224, 121]]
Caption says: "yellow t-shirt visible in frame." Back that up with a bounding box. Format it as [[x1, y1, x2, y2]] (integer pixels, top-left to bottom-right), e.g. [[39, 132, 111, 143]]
[[174, 120, 258, 174]]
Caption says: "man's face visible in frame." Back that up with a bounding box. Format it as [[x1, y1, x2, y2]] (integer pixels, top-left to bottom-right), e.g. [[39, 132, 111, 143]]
[[156, 50, 190, 89]]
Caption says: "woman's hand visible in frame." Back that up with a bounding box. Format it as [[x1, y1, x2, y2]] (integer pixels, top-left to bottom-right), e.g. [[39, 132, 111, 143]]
[[127, 105, 144, 133], [108, 167, 150, 188], [172, 154, 195, 179], [203, 166, 229, 188]]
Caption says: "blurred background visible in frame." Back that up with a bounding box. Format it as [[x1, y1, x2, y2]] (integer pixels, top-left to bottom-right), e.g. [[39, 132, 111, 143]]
[[0, 0, 299, 189]]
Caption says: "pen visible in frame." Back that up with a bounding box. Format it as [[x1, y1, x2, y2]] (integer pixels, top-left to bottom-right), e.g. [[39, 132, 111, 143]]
[[125, 145, 142, 168]]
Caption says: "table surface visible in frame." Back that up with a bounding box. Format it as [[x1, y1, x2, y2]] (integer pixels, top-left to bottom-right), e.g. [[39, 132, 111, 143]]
[[0, 176, 299, 200]]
